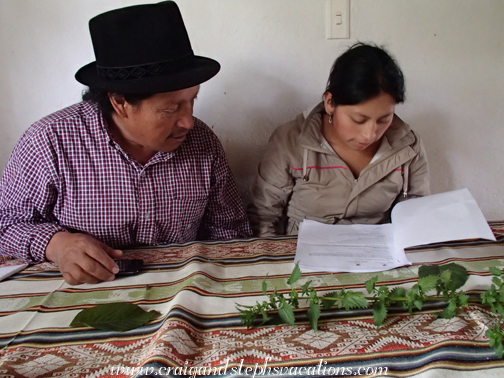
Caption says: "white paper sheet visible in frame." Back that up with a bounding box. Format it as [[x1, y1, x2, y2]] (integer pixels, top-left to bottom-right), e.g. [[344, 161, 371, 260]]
[[296, 222, 410, 272], [0, 263, 28, 282], [392, 188, 496, 249], [295, 188, 496, 273]]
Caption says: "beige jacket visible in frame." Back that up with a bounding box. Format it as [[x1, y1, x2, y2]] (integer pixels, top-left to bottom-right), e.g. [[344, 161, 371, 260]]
[[248, 102, 430, 236]]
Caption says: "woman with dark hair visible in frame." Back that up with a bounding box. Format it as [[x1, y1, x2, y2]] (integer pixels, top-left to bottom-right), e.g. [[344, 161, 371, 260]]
[[248, 43, 430, 236]]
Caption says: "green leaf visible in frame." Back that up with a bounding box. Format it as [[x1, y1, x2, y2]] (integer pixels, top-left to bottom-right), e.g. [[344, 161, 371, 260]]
[[437, 300, 457, 319], [269, 293, 278, 310], [486, 328, 498, 347], [70, 302, 160, 332], [495, 303, 504, 317], [494, 343, 504, 359], [413, 299, 423, 310], [481, 289, 497, 307], [289, 288, 299, 308], [492, 276, 503, 288], [418, 275, 439, 293], [440, 263, 468, 291], [342, 291, 369, 311], [365, 276, 378, 294], [457, 292, 469, 307], [489, 266, 503, 277], [321, 292, 338, 310], [419, 263, 467, 292], [307, 302, 321, 330], [439, 269, 452, 285], [262, 274, 268, 295], [377, 286, 390, 300], [309, 288, 319, 302], [487, 325, 504, 358], [287, 262, 302, 286], [237, 307, 258, 328], [372, 301, 387, 326], [418, 265, 440, 278], [406, 288, 420, 312], [300, 280, 313, 295], [278, 301, 295, 326], [260, 308, 270, 325]]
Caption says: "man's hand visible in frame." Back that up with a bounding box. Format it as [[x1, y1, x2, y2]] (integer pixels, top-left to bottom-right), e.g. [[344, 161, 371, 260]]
[[45, 232, 123, 285]]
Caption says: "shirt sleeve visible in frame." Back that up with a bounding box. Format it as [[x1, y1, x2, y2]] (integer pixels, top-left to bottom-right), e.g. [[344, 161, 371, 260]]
[[248, 128, 295, 237], [196, 137, 252, 241], [0, 131, 66, 263]]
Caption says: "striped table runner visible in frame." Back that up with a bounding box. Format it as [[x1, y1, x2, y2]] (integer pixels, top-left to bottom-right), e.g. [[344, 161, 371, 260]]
[[0, 222, 503, 377]]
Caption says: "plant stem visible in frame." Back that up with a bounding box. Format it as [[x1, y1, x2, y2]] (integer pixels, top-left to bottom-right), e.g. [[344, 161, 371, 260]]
[[321, 295, 479, 302]]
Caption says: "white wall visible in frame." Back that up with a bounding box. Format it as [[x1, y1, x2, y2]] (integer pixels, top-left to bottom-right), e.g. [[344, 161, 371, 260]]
[[0, 0, 503, 219]]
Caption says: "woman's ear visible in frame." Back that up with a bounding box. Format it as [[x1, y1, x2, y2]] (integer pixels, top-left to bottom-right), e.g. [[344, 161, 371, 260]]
[[108, 93, 129, 119], [323, 92, 336, 116]]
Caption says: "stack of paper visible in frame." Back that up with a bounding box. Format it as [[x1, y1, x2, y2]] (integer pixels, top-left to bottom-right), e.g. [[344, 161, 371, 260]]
[[295, 188, 496, 273]]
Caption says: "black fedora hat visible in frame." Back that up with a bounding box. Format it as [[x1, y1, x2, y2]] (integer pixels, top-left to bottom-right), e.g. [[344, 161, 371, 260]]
[[75, 1, 220, 94]]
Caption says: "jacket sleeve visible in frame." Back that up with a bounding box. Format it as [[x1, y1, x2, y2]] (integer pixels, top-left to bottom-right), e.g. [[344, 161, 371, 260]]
[[393, 130, 430, 209], [406, 131, 430, 198], [248, 127, 295, 236], [196, 136, 252, 241], [0, 132, 66, 263]]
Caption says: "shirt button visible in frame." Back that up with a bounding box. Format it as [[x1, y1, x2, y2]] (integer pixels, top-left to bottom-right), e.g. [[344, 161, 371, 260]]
[[144, 212, 150, 220]]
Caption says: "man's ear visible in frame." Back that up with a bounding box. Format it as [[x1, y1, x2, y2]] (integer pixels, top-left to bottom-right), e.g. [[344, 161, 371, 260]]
[[108, 93, 129, 118]]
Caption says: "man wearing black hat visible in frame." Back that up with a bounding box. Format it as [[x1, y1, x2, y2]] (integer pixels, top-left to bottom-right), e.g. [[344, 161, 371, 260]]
[[0, 1, 252, 284]]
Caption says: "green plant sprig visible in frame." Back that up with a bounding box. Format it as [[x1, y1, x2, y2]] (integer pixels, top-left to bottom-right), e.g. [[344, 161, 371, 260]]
[[236, 262, 504, 357], [480, 266, 504, 357]]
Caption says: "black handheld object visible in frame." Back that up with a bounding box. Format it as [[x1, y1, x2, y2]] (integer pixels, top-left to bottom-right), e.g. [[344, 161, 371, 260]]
[[113, 259, 144, 275]]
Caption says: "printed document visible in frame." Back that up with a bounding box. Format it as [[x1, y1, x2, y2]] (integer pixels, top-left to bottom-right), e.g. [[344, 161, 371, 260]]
[[295, 188, 496, 273]]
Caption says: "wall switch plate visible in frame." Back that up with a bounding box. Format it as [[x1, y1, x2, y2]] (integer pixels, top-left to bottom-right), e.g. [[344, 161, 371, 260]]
[[326, 0, 350, 39]]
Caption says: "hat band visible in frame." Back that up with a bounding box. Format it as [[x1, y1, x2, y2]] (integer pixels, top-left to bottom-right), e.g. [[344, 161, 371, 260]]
[[96, 53, 194, 81]]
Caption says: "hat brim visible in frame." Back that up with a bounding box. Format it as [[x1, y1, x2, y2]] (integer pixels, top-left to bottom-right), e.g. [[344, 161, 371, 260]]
[[75, 56, 220, 94]]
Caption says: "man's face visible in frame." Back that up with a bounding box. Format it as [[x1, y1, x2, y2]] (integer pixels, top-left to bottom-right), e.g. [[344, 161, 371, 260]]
[[112, 85, 200, 159]]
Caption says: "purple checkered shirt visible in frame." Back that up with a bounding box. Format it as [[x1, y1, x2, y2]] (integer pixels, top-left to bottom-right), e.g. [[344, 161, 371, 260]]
[[0, 101, 251, 263]]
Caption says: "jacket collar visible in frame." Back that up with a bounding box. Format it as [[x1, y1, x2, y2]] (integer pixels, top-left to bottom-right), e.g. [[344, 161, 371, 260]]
[[384, 114, 415, 149], [298, 102, 327, 153]]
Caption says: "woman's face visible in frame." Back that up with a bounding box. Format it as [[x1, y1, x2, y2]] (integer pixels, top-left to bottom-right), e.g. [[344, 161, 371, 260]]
[[324, 92, 396, 151]]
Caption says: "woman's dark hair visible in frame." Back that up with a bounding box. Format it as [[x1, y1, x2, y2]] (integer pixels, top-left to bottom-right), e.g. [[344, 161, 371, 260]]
[[82, 88, 154, 118], [326, 42, 405, 106]]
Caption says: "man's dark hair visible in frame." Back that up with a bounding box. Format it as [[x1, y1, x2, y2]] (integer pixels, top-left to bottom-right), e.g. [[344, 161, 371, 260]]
[[326, 42, 405, 106], [82, 88, 154, 118]]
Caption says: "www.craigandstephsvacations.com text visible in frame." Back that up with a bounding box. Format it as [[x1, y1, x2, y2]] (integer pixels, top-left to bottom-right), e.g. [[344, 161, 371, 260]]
[[110, 358, 389, 377]]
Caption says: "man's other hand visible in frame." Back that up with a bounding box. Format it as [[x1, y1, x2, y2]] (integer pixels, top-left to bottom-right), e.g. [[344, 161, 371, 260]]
[[45, 232, 123, 285]]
